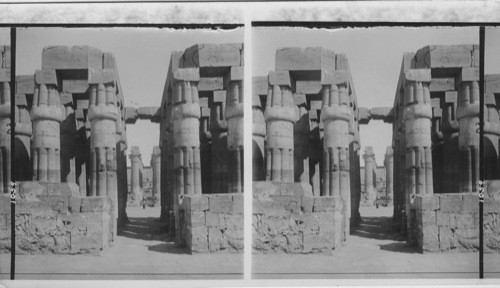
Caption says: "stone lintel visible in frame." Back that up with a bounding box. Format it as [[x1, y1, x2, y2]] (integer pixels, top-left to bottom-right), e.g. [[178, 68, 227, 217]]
[[358, 107, 371, 124], [42, 45, 103, 70], [201, 107, 210, 117], [430, 98, 441, 108], [294, 93, 307, 106], [369, 107, 392, 120], [320, 69, 348, 85], [15, 94, 27, 106], [60, 93, 73, 106], [35, 69, 58, 85], [62, 79, 89, 94], [136, 107, 160, 122], [275, 47, 335, 72], [125, 107, 138, 124], [432, 107, 442, 118], [415, 45, 475, 69], [445, 91, 458, 103], [198, 77, 223, 92], [268, 71, 291, 87], [485, 94, 496, 106], [227, 66, 244, 82], [173, 68, 200, 82], [429, 78, 454, 92], [182, 43, 243, 68], [212, 90, 226, 104], [88, 68, 115, 84], [405, 69, 431, 83], [15, 75, 34, 94], [458, 67, 479, 82]]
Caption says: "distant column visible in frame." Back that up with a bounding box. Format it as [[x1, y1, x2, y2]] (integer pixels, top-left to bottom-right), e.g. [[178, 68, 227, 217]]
[[384, 146, 394, 201], [0, 77, 10, 193], [363, 147, 376, 206], [151, 146, 161, 203], [226, 67, 244, 193], [457, 68, 480, 193], [31, 70, 64, 183], [265, 71, 298, 182], [129, 146, 142, 205]]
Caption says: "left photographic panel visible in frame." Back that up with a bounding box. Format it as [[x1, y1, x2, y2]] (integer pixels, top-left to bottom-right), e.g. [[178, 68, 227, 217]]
[[1, 27, 244, 280]]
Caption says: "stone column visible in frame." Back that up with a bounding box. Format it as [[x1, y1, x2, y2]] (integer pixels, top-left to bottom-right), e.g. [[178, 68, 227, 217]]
[[60, 93, 76, 183], [252, 95, 266, 181], [442, 91, 460, 193], [484, 93, 500, 179], [321, 71, 351, 206], [363, 147, 376, 205], [129, 146, 142, 205], [294, 94, 310, 184], [0, 78, 10, 193], [226, 67, 244, 193], [31, 70, 64, 183], [151, 146, 161, 203], [14, 94, 32, 181], [210, 90, 227, 193], [403, 69, 433, 198], [384, 146, 394, 201], [265, 71, 298, 182], [403, 69, 432, 243], [308, 105, 322, 196], [171, 68, 201, 196], [88, 78, 118, 200], [457, 67, 480, 193], [349, 112, 361, 225]]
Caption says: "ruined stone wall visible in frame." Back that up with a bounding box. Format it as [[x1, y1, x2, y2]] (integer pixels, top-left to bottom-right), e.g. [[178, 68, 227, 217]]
[[177, 193, 243, 253], [0, 181, 113, 254], [413, 192, 500, 253], [253, 182, 344, 254], [159, 43, 244, 245]]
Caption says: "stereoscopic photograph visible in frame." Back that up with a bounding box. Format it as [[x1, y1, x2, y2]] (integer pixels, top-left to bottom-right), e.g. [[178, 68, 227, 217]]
[[251, 26, 494, 278], [0, 27, 244, 280]]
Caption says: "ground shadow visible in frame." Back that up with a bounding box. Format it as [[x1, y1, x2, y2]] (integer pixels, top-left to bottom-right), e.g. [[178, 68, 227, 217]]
[[351, 216, 402, 241], [147, 242, 190, 255], [118, 217, 168, 241], [379, 242, 420, 253]]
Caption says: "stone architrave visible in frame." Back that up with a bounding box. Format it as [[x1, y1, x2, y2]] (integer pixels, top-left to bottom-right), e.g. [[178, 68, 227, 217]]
[[363, 147, 376, 205], [151, 146, 161, 202], [31, 70, 65, 183], [457, 67, 480, 193], [129, 146, 142, 205], [384, 146, 394, 200], [226, 67, 244, 193], [265, 71, 298, 182], [171, 68, 202, 196], [0, 79, 10, 192]]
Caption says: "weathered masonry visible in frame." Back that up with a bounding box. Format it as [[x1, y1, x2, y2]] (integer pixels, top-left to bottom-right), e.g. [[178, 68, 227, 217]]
[[0, 46, 128, 254], [252, 45, 500, 254], [390, 45, 499, 252], [159, 44, 244, 253], [252, 47, 362, 253]]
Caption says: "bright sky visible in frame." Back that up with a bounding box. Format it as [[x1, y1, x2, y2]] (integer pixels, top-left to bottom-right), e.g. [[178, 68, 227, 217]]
[[14, 27, 243, 166], [486, 27, 500, 74], [253, 26, 479, 163]]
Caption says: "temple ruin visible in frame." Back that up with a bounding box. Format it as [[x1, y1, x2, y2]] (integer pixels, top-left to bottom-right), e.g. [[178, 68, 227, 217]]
[[252, 45, 500, 253], [0, 43, 244, 255]]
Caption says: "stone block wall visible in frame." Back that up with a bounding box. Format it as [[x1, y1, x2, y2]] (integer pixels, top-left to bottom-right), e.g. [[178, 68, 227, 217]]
[[177, 193, 243, 253], [0, 181, 113, 255], [413, 193, 497, 252], [253, 182, 345, 254]]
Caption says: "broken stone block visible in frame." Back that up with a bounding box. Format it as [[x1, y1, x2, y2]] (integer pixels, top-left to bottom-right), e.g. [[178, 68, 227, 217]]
[[358, 107, 371, 124], [42, 46, 103, 70], [275, 47, 335, 73], [415, 45, 474, 69]]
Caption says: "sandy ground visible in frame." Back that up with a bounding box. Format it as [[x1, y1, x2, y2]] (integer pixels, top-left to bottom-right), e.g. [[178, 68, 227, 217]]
[[252, 206, 500, 279], [0, 207, 243, 280]]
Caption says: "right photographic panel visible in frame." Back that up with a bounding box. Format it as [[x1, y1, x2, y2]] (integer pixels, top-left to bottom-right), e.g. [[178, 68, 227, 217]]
[[484, 26, 500, 278], [252, 25, 483, 278]]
